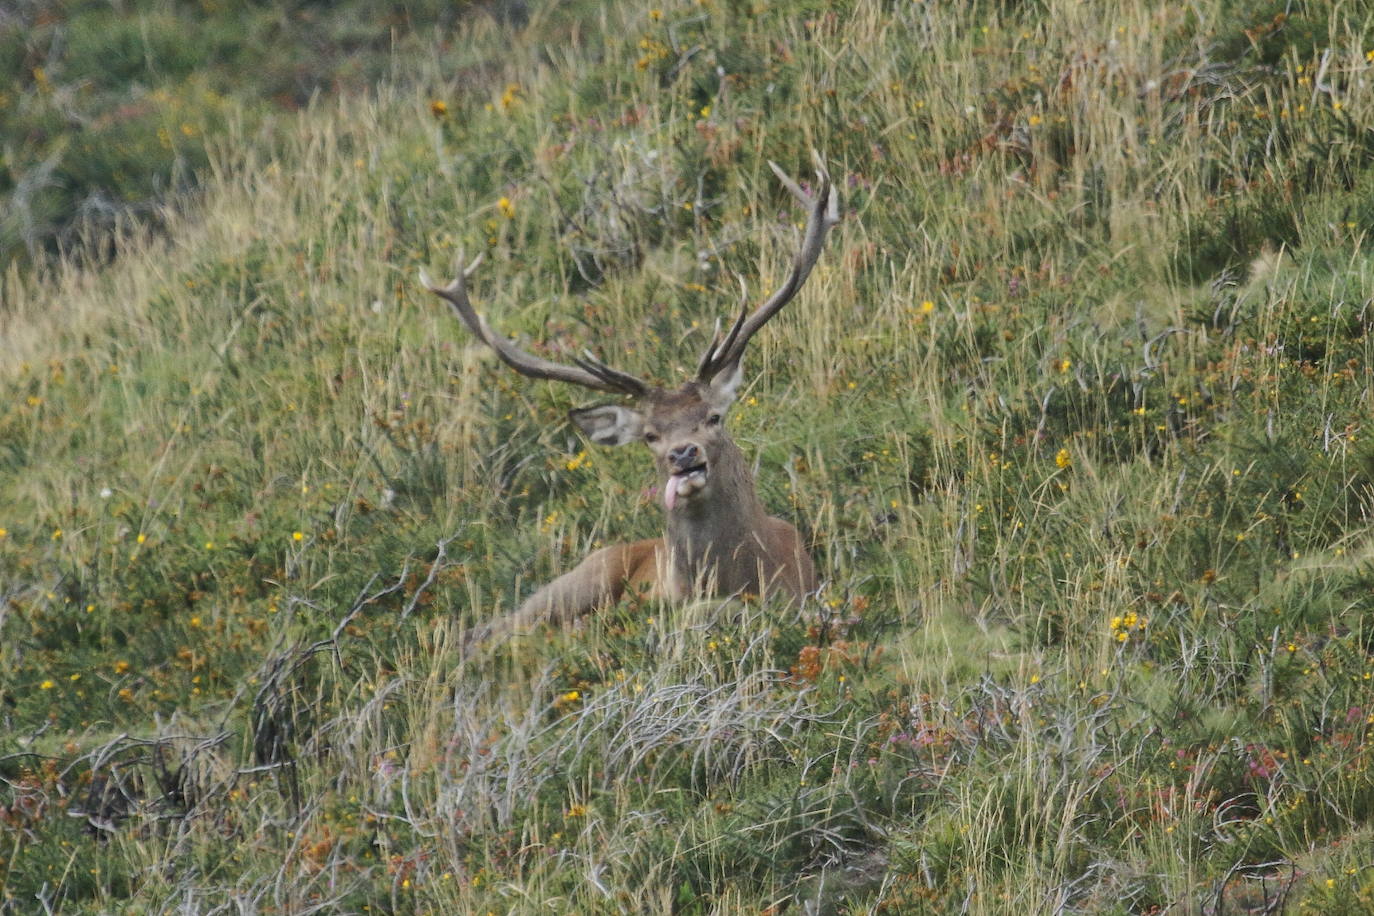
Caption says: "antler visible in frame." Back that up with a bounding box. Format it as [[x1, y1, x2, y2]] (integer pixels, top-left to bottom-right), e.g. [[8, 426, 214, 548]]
[[420, 252, 649, 398], [696, 150, 842, 385]]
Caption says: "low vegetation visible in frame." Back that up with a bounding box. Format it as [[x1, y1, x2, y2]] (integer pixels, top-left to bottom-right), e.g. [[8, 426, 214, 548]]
[[3, 0, 1374, 912]]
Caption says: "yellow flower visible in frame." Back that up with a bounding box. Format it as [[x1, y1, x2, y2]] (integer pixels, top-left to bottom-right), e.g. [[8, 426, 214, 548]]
[[429, 99, 448, 118], [497, 196, 515, 219], [52, 528, 63, 540], [1058, 358, 1071, 373], [114, 660, 131, 675], [293, 531, 304, 542], [0, 527, 7, 538], [1055, 448, 1071, 469], [649, 8, 662, 19], [920, 299, 935, 313], [41, 680, 55, 690], [136, 532, 146, 544], [561, 690, 580, 703]]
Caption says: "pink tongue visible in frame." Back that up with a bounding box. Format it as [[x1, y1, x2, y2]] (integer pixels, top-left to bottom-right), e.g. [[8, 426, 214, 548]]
[[664, 474, 681, 510]]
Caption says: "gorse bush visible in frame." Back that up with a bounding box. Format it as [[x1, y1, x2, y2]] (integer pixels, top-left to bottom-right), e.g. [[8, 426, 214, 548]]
[[3, 0, 1374, 912]]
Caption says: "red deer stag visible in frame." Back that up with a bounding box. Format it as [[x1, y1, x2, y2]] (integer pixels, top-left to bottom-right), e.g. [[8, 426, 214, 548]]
[[420, 154, 840, 638]]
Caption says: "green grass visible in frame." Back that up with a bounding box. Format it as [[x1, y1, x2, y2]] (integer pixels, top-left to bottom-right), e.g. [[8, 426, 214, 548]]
[[0, 0, 542, 268], [3, 0, 1374, 912]]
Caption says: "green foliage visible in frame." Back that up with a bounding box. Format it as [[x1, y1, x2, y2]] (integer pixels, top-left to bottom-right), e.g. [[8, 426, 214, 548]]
[[3, 0, 1374, 912], [0, 0, 537, 268]]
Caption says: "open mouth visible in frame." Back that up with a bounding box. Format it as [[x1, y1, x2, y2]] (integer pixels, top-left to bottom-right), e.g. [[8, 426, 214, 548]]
[[664, 463, 708, 510]]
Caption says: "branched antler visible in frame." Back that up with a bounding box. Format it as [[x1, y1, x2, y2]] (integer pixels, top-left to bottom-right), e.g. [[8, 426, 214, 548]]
[[419, 253, 649, 398], [421, 151, 839, 399], [696, 150, 842, 385]]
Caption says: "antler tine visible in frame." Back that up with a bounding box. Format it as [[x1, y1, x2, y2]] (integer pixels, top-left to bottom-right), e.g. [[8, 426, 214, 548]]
[[574, 351, 652, 394], [420, 252, 648, 398], [695, 305, 747, 379], [697, 151, 841, 384], [694, 287, 745, 380]]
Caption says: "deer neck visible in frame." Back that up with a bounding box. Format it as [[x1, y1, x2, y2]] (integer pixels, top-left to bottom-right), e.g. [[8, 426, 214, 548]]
[[664, 438, 769, 595]]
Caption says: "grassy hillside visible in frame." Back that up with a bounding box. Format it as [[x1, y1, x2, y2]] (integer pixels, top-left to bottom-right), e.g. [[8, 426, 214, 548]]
[[3, 0, 1374, 912], [0, 0, 535, 268]]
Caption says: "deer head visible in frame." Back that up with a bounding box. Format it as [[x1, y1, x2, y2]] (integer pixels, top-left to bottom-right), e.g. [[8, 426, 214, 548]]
[[420, 153, 840, 520]]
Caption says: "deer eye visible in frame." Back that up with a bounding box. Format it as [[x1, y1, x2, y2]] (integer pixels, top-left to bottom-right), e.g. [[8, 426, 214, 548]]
[[644, 431, 660, 444], [706, 413, 722, 427]]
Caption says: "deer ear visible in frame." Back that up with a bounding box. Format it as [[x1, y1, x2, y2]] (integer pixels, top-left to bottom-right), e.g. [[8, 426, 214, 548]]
[[569, 404, 645, 447], [704, 359, 745, 410]]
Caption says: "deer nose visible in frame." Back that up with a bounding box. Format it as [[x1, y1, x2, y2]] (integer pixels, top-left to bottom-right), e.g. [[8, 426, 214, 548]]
[[667, 443, 701, 469]]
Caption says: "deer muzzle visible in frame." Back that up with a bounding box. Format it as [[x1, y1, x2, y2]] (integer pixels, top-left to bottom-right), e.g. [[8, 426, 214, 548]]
[[664, 444, 708, 510]]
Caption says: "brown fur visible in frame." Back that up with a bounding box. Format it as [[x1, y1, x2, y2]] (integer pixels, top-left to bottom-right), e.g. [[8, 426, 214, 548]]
[[476, 381, 815, 642]]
